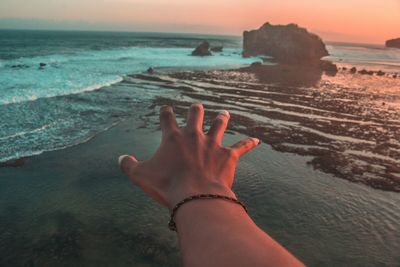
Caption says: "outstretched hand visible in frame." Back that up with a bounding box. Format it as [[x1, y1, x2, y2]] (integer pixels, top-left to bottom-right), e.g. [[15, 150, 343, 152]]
[[119, 103, 259, 210]]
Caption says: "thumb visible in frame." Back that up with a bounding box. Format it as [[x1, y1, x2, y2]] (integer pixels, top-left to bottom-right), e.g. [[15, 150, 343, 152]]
[[118, 155, 139, 176]]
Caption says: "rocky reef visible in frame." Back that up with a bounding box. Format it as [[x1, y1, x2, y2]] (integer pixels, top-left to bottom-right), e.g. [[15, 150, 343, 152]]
[[242, 22, 329, 64], [386, 38, 400, 49]]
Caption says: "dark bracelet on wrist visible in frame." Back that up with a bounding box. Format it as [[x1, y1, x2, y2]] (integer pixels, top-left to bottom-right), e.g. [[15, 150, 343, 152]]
[[168, 194, 248, 231]]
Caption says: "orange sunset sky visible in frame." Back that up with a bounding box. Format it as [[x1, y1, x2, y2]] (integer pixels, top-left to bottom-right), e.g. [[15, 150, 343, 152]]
[[0, 0, 399, 44]]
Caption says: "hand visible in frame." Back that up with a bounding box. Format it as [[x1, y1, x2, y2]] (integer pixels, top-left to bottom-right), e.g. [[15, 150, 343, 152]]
[[119, 103, 260, 210]]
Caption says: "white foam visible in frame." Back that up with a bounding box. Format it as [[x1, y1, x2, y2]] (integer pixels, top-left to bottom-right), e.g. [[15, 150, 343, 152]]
[[0, 47, 258, 106], [0, 123, 51, 140]]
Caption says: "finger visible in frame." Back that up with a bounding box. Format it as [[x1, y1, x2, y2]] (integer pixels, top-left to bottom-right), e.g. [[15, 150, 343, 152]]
[[208, 110, 230, 143], [118, 155, 139, 177], [186, 103, 204, 132], [230, 138, 260, 157], [160, 105, 178, 134]]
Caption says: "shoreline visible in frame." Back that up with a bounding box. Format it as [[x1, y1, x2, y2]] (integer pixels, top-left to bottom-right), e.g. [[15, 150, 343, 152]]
[[2, 62, 400, 192], [146, 64, 400, 192]]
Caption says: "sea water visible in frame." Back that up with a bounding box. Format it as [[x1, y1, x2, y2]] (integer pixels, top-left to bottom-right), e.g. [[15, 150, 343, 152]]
[[0, 30, 257, 162], [1, 30, 400, 163]]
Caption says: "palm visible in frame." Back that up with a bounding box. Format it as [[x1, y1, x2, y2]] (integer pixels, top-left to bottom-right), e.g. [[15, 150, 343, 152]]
[[119, 104, 259, 209]]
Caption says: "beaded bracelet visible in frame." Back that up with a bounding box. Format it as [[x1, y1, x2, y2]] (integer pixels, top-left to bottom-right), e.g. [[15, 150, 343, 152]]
[[168, 194, 248, 231]]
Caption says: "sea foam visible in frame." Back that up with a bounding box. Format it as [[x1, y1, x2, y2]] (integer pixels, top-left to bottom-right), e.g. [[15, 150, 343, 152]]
[[0, 47, 256, 105]]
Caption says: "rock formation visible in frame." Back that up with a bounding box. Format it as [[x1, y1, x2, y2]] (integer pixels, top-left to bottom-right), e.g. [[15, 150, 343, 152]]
[[358, 69, 374, 75], [211, 46, 223, 52], [377, 70, 385, 76], [147, 67, 154, 74], [242, 22, 329, 64], [386, 38, 400, 49], [320, 60, 338, 75], [192, 41, 212, 56]]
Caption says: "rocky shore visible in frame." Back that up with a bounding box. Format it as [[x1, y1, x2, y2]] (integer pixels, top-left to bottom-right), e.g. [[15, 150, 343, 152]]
[[129, 66, 400, 192]]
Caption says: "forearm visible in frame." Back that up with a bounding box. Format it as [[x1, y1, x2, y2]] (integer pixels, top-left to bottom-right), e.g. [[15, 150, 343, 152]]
[[175, 196, 304, 267], [120, 104, 303, 266]]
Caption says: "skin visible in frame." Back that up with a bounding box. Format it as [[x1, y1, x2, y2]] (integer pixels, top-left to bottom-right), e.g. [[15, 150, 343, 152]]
[[119, 103, 305, 267]]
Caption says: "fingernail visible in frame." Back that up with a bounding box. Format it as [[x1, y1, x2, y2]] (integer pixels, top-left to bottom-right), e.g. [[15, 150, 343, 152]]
[[118, 155, 129, 166], [253, 138, 261, 145], [219, 110, 230, 118], [161, 105, 172, 111], [191, 102, 203, 107]]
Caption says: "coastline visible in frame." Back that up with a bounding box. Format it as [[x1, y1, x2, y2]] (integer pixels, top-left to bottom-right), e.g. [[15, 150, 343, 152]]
[[1, 93, 400, 266], [3, 62, 400, 193]]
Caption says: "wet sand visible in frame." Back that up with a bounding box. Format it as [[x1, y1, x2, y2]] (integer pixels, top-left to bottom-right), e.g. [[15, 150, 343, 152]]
[[127, 64, 400, 192]]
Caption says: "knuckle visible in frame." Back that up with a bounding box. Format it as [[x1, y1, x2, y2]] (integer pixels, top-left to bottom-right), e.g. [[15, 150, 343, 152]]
[[226, 148, 239, 160], [129, 168, 141, 184], [166, 129, 181, 141], [187, 128, 202, 138], [244, 140, 253, 149], [207, 138, 220, 147]]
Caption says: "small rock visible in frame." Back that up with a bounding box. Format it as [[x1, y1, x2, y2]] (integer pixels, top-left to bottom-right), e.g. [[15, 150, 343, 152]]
[[210, 46, 223, 52], [11, 64, 29, 69], [358, 69, 373, 75], [320, 60, 338, 75], [0, 157, 28, 167], [147, 67, 154, 74], [377, 70, 385, 76], [192, 41, 212, 56], [250, 62, 262, 67]]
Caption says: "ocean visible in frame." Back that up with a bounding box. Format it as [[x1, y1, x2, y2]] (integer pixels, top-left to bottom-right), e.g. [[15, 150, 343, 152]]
[[0, 30, 400, 266], [0, 30, 257, 163], [1, 30, 400, 163]]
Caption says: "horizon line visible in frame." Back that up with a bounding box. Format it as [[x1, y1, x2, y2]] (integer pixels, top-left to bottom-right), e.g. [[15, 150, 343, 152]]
[[0, 27, 384, 46]]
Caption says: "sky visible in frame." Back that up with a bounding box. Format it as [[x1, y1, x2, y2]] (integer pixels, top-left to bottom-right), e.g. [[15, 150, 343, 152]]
[[0, 0, 399, 44]]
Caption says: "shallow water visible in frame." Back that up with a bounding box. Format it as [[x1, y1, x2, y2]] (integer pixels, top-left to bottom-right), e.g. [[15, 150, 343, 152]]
[[0, 116, 399, 266]]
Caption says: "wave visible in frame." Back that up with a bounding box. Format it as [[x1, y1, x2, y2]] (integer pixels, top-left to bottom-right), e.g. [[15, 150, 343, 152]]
[[0, 76, 123, 106], [0, 120, 121, 164], [0, 47, 256, 107], [0, 123, 52, 141]]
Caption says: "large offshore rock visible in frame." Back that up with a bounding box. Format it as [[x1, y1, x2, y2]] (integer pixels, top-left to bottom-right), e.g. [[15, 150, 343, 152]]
[[243, 22, 329, 64], [386, 38, 400, 49]]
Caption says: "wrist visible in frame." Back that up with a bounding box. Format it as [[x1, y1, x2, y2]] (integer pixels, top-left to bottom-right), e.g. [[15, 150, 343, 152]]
[[167, 181, 236, 210], [174, 195, 250, 235], [168, 194, 247, 231]]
